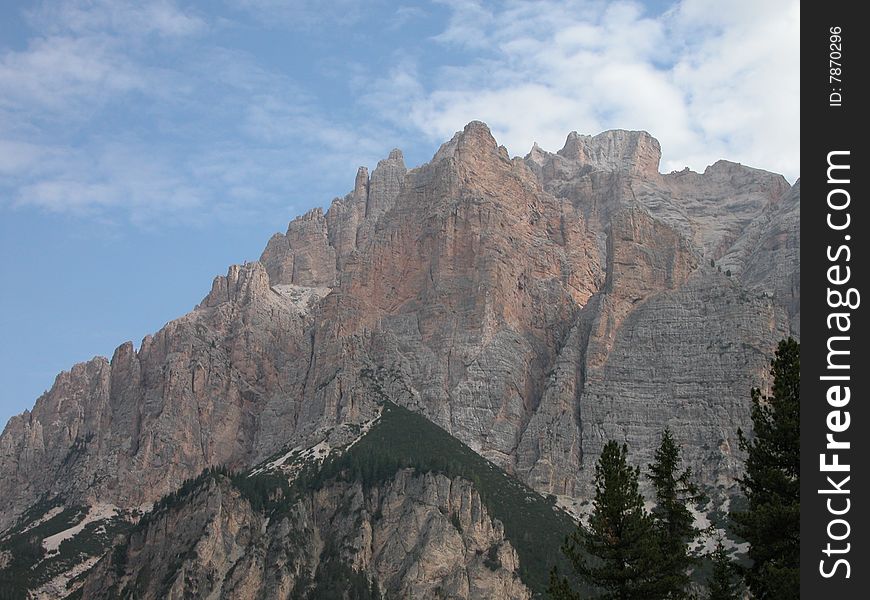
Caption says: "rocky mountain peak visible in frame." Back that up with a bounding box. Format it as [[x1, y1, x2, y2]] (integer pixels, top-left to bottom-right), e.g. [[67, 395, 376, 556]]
[[0, 122, 799, 599], [525, 141, 548, 167], [558, 129, 662, 176], [200, 261, 271, 308], [432, 120, 501, 164], [367, 147, 407, 219], [353, 166, 370, 198], [460, 119, 496, 141], [701, 159, 791, 196], [296, 205, 325, 223]]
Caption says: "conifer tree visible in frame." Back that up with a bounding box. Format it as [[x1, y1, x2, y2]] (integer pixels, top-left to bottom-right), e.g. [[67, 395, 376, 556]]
[[647, 429, 704, 599], [731, 338, 799, 598], [706, 539, 741, 600], [549, 441, 659, 599], [369, 578, 382, 600]]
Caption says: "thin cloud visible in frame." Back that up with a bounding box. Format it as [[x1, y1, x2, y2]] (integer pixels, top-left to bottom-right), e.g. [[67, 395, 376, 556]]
[[225, 0, 370, 28], [0, 0, 399, 226], [389, 5, 429, 30], [1, 0, 799, 228], [25, 0, 208, 37], [0, 35, 148, 115]]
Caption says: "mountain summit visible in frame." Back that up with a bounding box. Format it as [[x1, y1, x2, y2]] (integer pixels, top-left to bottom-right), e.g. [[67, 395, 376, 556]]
[[0, 122, 799, 598]]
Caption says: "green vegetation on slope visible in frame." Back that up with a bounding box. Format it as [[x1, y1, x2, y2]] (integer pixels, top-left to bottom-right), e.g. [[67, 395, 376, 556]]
[[130, 400, 579, 597], [31, 393, 579, 597], [290, 541, 383, 600], [302, 401, 579, 596], [0, 495, 131, 600]]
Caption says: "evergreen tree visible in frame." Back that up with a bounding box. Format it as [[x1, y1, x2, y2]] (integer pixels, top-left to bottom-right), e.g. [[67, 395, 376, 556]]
[[548, 568, 582, 600], [706, 539, 741, 600], [549, 441, 659, 599], [647, 429, 704, 599], [731, 338, 799, 598], [369, 579, 382, 600]]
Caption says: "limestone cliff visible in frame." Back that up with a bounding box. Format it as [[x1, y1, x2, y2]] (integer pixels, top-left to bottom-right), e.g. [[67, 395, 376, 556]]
[[77, 470, 530, 600], [0, 121, 799, 597]]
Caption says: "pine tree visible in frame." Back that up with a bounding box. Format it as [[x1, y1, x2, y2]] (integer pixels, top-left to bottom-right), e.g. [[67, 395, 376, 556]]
[[647, 429, 704, 599], [549, 441, 659, 599], [706, 539, 741, 600], [731, 338, 799, 598], [369, 578, 382, 600], [548, 568, 582, 600]]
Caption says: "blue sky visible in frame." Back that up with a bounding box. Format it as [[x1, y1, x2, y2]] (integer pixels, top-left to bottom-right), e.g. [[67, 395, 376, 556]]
[[0, 0, 799, 427]]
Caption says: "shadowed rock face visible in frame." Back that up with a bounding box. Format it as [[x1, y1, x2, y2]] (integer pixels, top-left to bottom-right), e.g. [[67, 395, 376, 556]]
[[78, 471, 531, 600], [0, 121, 799, 535]]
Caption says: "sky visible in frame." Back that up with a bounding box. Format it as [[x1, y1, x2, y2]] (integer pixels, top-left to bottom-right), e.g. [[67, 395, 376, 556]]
[[0, 0, 800, 428]]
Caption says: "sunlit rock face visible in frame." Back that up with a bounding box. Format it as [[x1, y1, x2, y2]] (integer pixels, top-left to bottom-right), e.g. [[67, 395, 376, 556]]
[[0, 121, 799, 532], [77, 471, 532, 600]]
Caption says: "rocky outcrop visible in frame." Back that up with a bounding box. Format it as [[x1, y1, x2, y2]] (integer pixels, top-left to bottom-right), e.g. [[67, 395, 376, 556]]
[[260, 207, 336, 287], [558, 129, 663, 178], [79, 470, 530, 600], [0, 121, 799, 551], [721, 179, 800, 335], [260, 148, 409, 290], [356, 148, 407, 249], [0, 261, 321, 528], [314, 470, 530, 600]]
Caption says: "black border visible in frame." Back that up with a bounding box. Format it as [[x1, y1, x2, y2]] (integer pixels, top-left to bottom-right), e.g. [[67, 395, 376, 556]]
[[801, 3, 868, 596]]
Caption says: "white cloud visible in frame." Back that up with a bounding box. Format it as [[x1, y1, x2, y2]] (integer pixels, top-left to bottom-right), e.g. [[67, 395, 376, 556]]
[[0, 140, 55, 175], [389, 5, 429, 30], [0, 35, 148, 116], [431, 0, 494, 48], [225, 0, 368, 28], [26, 0, 207, 37], [0, 0, 800, 228], [368, 0, 800, 180], [0, 0, 398, 225]]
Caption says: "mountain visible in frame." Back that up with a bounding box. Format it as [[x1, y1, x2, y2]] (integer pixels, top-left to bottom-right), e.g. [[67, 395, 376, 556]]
[[69, 402, 580, 599], [0, 122, 799, 598]]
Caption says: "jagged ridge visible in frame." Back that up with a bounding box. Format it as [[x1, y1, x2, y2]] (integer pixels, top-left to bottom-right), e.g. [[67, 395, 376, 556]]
[[75, 398, 573, 599], [0, 121, 799, 598]]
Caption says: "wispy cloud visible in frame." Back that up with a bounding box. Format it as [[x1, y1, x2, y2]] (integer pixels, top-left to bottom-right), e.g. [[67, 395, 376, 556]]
[[0, 0, 399, 226], [25, 0, 207, 37], [0, 34, 148, 116], [389, 5, 429, 30], [0, 0, 799, 229], [225, 0, 369, 28]]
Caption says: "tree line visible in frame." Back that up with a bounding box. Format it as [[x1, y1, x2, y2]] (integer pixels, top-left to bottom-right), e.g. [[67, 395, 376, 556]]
[[550, 338, 800, 599]]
